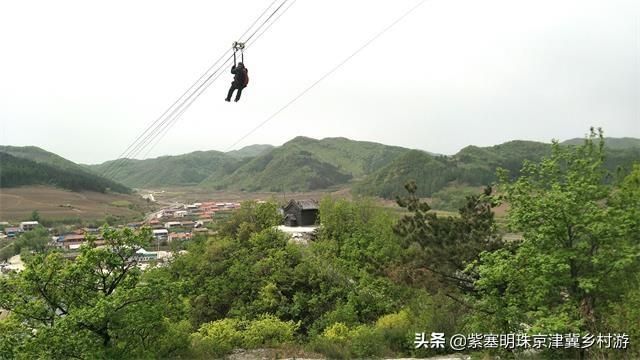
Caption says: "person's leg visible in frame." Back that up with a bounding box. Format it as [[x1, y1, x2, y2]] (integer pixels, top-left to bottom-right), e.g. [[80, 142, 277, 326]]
[[234, 87, 243, 102], [225, 84, 236, 101]]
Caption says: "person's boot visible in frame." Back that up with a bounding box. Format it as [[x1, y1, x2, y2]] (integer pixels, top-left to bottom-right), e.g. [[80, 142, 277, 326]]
[[225, 98, 231, 102]]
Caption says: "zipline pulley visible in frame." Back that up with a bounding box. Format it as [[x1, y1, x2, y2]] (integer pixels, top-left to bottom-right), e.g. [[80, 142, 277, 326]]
[[233, 41, 245, 66]]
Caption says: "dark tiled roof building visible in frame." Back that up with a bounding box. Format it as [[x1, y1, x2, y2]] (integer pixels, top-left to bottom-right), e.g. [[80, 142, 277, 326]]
[[283, 199, 319, 227]]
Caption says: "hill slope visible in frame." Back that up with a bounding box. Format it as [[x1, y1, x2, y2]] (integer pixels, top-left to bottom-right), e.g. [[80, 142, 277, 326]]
[[561, 137, 640, 150], [200, 136, 409, 191], [1, 145, 95, 172], [354, 139, 640, 199], [352, 150, 453, 198], [88, 151, 246, 188], [0, 152, 130, 193], [226, 144, 275, 159]]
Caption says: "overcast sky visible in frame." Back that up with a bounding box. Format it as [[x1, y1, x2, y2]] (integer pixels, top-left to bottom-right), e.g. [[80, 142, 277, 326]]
[[1, 0, 638, 164]]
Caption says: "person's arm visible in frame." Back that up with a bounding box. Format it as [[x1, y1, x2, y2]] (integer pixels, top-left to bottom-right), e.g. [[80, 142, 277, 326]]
[[231, 65, 237, 74]]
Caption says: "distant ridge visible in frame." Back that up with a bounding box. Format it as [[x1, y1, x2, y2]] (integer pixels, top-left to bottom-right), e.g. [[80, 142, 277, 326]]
[[1, 145, 94, 172], [354, 138, 639, 198], [0, 148, 130, 193], [200, 136, 409, 191], [88, 150, 244, 188], [561, 137, 640, 150], [226, 144, 275, 159], [11, 135, 638, 196]]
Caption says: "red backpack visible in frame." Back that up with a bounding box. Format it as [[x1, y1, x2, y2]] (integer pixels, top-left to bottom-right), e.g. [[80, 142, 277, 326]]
[[243, 68, 249, 88]]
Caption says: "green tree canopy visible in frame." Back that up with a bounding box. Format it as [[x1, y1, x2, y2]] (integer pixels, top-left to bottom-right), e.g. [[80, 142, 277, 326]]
[[0, 227, 186, 359], [471, 129, 640, 357], [393, 181, 503, 294]]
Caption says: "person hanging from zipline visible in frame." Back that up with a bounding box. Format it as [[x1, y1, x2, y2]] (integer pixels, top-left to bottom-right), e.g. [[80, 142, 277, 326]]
[[225, 42, 249, 102]]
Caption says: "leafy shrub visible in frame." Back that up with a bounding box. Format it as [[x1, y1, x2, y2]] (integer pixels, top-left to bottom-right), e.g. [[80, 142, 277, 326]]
[[322, 322, 350, 341], [313, 322, 385, 358], [242, 314, 299, 348], [349, 324, 385, 358], [375, 309, 413, 353], [190, 318, 243, 358]]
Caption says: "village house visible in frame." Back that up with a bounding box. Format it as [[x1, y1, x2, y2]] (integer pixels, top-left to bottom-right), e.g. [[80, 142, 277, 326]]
[[57, 234, 85, 250], [19, 221, 39, 231], [132, 248, 158, 262], [181, 220, 196, 228], [199, 202, 217, 213], [161, 209, 176, 218], [164, 221, 182, 229], [147, 219, 164, 229], [152, 229, 169, 242], [169, 232, 192, 242], [56, 234, 105, 250], [283, 199, 319, 227], [83, 227, 100, 235], [174, 210, 189, 218]]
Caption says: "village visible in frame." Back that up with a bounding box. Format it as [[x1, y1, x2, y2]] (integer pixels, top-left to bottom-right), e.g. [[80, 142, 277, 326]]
[[0, 198, 320, 274]]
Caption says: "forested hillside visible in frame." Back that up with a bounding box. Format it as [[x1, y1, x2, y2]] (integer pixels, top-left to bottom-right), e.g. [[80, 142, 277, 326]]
[[89, 150, 246, 188], [561, 136, 640, 149], [7, 137, 638, 195], [201, 137, 408, 191], [354, 140, 640, 198], [226, 144, 275, 158], [0, 145, 89, 172], [0, 152, 130, 193]]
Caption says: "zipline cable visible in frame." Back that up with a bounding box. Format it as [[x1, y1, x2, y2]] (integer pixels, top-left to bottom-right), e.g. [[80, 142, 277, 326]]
[[105, 52, 234, 179], [140, 54, 235, 160], [100, 48, 232, 179], [118, 0, 290, 172], [102, 0, 288, 180], [246, 0, 297, 48], [243, 0, 289, 44], [140, 0, 298, 161], [103, 0, 280, 178], [225, 0, 428, 151]]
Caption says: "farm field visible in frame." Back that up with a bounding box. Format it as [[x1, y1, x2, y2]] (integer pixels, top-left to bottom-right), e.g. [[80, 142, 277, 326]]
[[0, 186, 154, 222]]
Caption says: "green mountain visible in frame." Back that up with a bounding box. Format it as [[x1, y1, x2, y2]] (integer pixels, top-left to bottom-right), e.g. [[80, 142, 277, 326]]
[[88, 151, 246, 188], [0, 145, 90, 172], [561, 137, 640, 150], [0, 151, 130, 193], [354, 139, 640, 199], [78, 135, 639, 194], [453, 140, 552, 184], [226, 144, 275, 159], [200, 136, 409, 191], [352, 150, 453, 198]]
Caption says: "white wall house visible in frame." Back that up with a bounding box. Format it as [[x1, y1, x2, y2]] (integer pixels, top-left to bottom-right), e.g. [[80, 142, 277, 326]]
[[19, 221, 39, 231], [164, 221, 182, 229], [152, 229, 168, 241]]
